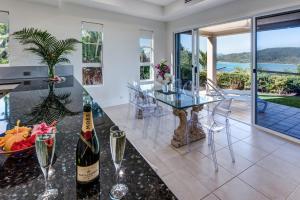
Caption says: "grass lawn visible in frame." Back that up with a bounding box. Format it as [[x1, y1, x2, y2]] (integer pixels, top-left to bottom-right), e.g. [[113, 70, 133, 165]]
[[259, 94, 300, 108]]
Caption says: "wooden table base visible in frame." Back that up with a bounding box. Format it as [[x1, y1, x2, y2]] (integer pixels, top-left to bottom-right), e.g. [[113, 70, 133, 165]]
[[171, 105, 206, 148]]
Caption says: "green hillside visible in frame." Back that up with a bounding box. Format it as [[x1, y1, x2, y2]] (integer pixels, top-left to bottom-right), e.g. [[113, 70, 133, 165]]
[[217, 47, 300, 64]]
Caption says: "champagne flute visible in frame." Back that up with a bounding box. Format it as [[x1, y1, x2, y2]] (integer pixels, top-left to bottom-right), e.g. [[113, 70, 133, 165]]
[[109, 125, 128, 199], [35, 133, 58, 200]]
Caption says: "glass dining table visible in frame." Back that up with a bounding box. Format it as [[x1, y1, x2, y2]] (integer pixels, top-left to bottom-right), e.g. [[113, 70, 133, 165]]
[[137, 84, 223, 148]]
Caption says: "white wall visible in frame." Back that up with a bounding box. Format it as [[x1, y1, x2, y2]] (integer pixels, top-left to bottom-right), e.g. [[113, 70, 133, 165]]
[[166, 0, 300, 65], [0, 0, 167, 107]]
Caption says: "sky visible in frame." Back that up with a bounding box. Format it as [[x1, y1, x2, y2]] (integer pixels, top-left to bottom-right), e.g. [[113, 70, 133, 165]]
[[179, 26, 300, 55], [257, 27, 300, 50], [180, 32, 251, 55]]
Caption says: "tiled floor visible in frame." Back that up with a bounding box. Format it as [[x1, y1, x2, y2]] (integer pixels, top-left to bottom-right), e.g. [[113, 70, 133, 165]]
[[104, 104, 300, 200]]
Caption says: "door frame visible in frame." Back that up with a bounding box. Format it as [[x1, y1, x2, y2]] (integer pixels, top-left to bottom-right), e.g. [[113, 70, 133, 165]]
[[173, 29, 200, 90], [252, 8, 300, 143]]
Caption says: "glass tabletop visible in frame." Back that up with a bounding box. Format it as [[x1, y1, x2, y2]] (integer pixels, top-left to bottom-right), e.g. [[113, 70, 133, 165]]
[[138, 83, 223, 109]]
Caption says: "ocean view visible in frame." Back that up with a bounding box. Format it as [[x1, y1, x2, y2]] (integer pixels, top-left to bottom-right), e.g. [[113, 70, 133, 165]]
[[217, 61, 299, 73]]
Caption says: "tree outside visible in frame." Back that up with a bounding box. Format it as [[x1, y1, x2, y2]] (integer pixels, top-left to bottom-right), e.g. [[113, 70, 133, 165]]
[[0, 23, 8, 64]]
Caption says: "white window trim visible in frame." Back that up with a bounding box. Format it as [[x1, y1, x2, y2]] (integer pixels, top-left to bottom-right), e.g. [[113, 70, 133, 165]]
[[81, 21, 104, 86], [139, 30, 154, 82]]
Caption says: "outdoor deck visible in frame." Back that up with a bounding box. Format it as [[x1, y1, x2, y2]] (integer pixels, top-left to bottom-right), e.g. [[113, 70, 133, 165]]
[[228, 91, 300, 140]]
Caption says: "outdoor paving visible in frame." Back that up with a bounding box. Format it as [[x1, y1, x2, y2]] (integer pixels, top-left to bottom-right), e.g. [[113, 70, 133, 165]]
[[257, 102, 300, 139], [224, 89, 300, 140]]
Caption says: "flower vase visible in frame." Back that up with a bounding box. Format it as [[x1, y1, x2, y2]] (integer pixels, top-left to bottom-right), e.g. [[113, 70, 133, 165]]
[[162, 84, 169, 93], [48, 66, 55, 80]]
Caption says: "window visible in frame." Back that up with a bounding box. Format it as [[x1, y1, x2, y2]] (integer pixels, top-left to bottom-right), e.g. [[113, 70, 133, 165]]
[[139, 30, 153, 80], [81, 21, 103, 85], [0, 12, 9, 65]]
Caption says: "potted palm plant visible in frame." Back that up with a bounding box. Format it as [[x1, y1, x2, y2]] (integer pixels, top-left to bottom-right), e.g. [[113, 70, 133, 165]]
[[12, 28, 79, 81]]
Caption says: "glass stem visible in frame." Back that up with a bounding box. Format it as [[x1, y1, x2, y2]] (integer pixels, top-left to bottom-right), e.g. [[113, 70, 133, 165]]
[[44, 168, 49, 192], [115, 165, 120, 184]]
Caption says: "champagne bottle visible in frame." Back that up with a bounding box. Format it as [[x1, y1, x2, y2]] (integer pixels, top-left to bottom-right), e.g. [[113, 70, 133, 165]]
[[76, 99, 100, 190]]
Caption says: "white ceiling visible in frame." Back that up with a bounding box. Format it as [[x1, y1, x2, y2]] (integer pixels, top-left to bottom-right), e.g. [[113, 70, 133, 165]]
[[23, 0, 237, 21], [138, 0, 177, 6]]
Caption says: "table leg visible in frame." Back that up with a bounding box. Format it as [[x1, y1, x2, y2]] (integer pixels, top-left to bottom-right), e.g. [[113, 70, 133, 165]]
[[171, 106, 206, 148], [190, 105, 206, 142], [171, 108, 188, 148]]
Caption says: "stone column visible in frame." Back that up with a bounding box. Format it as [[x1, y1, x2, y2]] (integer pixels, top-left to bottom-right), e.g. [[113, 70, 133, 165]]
[[207, 36, 217, 83]]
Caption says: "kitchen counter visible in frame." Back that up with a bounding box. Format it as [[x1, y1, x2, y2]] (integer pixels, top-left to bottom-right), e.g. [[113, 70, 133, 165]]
[[0, 76, 177, 200]]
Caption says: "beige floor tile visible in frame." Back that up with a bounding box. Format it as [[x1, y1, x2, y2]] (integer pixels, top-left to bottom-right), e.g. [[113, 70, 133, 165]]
[[212, 132, 239, 147], [239, 165, 298, 200], [184, 157, 234, 192], [257, 154, 300, 184], [229, 140, 269, 163], [231, 122, 252, 132], [242, 135, 281, 153], [183, 150, 206, 163], [202, 194, 219, 200], [211, 148, 254, 175], [174, 134, 224, 156], [130, 142, 173, 177], [251, 130, 287, 145], [214, 178, 269, 200], [196, 138, 224, 156], [287, 185, 300, 200], [230, 128, 252, 140], [272, 142, 300, 168], [162, 169, 210, 200]]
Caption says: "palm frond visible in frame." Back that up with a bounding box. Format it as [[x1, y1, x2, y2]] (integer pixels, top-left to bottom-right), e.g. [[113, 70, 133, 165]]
[[13, 28, 80, 67]]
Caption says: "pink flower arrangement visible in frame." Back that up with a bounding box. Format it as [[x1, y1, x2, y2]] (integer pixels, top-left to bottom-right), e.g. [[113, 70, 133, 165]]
[[155, 60, 172, 84]]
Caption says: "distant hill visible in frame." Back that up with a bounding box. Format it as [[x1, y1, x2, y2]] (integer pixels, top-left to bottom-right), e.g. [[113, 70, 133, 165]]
[[217, 47, 300, 64]]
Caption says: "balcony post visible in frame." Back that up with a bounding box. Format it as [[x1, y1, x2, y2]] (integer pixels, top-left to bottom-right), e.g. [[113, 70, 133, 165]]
[[207, 36, 217, 83]]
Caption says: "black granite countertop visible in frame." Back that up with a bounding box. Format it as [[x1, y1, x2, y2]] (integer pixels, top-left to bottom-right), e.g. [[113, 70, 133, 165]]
[[0, 76, 177, 200]]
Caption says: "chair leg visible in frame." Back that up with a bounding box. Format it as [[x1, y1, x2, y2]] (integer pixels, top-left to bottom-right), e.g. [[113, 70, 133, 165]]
[[142, 116, 151, 139], [209, 130, 218, 172], [208, 129, 212, 146], [226, 119, 235, 163], [127, 103, 131, 120]]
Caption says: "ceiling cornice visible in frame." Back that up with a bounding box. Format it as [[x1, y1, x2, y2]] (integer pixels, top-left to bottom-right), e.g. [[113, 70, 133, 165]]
[[22, 0, 237, 22]]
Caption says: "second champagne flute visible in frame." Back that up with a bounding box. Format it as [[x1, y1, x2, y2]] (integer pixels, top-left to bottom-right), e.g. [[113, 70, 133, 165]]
[[109, 125, 128, 200], [35, 133, 58, 200]]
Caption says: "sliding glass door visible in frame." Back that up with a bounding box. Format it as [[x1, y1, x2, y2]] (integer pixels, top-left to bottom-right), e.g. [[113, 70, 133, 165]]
[[175, 31, 193, 87], [174, 30, 199, 90], [254, 10, 300, 138]]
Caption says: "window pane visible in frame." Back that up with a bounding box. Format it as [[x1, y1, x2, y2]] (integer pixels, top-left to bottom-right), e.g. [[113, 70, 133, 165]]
[[82, 30, 102, 44], [82, 44, 101, 63], [139, 38, 152, 47], [0, 23, 8, 64], [140, 65, 150, 80], [82, 67, 103, 85], [140, 47, 151, 63], [175, 31, 192, 85]]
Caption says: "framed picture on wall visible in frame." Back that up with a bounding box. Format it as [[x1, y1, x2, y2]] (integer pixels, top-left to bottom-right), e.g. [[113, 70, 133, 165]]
[[82, 67, 103, 85]]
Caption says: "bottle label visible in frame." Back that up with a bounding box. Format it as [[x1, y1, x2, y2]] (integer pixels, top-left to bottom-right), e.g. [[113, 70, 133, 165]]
[[77, 161, 99, 182], [82, 111, 94, 133]]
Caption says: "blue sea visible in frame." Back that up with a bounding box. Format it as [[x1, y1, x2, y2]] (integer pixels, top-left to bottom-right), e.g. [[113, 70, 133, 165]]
[[216, 61, 299, 73]]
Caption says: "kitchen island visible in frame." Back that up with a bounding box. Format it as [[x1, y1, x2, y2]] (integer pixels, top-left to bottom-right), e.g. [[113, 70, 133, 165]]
[[0, 76, 177, 200]]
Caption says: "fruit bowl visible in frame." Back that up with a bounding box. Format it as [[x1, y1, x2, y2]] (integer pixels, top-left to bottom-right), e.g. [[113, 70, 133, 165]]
[[0, 122, 56, 158], [0, 131, 35, 158], [0, 144, 35, 158]]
